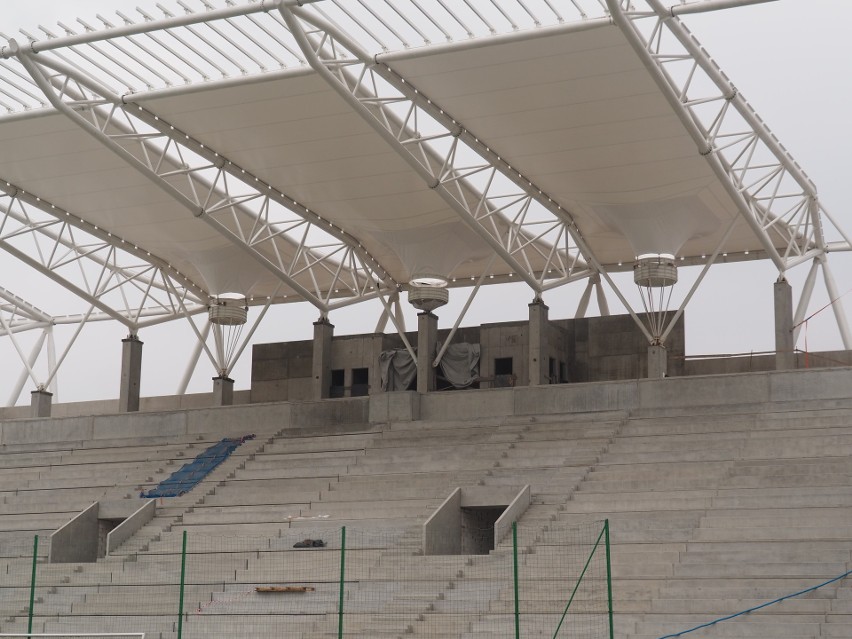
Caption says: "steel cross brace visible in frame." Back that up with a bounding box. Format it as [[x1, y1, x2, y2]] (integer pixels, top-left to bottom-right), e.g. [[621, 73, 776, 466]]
[[12, 43, 396, 314], [283, 6, 602, 294], [607, 0, 834, 273], [0, 183, 208, 330]]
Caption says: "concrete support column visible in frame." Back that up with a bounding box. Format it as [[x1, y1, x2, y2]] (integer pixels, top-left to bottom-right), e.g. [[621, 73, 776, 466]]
[[417, 311, 438, 393], [774, 279, 796, 370], [30, 389, 53, 418], [212, 376, 234, 406], [528, 300, 550, 385], [119, 335, 143, 413], [648, 345, 667, 379], [312, 317, 334, 399]]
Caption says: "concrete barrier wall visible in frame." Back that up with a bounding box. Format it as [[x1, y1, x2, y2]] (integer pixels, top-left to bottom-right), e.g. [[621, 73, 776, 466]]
[[0, 397, 369, 446], [423, 488, 461, 555], [107, 500, 155, 556], [494, 485, 531, 548], [49, 502, 99, 564], [0, 390, 253, 420], [3, 368, 851, 447], [417, 366, 852, 422]]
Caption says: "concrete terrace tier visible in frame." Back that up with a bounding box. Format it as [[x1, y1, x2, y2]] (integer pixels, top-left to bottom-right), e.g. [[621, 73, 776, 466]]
[[0, 366, 851, 638]]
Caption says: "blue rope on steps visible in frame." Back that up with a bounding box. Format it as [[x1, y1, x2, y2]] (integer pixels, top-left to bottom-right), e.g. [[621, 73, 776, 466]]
[[658, 568, 852, 639]]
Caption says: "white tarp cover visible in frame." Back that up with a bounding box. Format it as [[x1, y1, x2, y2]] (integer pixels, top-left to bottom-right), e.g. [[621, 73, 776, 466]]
[[438, 342, 481, 389], [380, 349, 417, 392], [380, 342, 480, 391]]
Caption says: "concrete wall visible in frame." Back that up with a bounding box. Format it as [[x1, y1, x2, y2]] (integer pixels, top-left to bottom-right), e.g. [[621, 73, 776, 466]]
[[107, 500, 156, 556], [494, 485, 531, 548], [0, 390, 252, 420], [423, 488, 462, 555], [553, 314, 685, 381], [251, 314, 685, 400], [5, 367, 851, 448], [685, 350, 852, 376], [415, 366, 852, 422], [0, 397, 369, 446], [49, 502, 99, 563], [254, 327, 482, 402]]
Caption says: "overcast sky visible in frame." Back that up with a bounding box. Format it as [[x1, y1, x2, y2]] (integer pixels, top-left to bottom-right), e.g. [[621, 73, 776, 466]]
[[1, 0, 851, 405]]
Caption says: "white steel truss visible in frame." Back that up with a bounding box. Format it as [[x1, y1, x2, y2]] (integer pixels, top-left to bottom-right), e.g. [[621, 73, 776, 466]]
[[0, 183, 208, 330], [606, 0, 852, 345], [12, 47, 396, 314], [283, 6, 597, 294], [0, 0, 844, 372], [607, 0, 852, 270]]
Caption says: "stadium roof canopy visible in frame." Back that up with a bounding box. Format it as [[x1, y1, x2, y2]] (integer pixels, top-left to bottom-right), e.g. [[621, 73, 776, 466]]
[[0, 0, 850, 394]]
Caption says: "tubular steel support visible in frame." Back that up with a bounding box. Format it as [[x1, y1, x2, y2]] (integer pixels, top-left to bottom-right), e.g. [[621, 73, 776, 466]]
[[792, 259, 820, 345], [818, 256, 852, 350], [433, 255, 495, 367]]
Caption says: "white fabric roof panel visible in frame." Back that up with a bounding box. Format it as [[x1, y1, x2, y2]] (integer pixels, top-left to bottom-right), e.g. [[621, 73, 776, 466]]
[[0, 114, 286, 297], [140, 73, 502, 284], [0, 15, 803, 304], [387, 23, 772, 265]]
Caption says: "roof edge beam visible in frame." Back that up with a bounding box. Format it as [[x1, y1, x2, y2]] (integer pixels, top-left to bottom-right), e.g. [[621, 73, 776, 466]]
[[0, 0, 324, 59], [670, 0, 780, 16]]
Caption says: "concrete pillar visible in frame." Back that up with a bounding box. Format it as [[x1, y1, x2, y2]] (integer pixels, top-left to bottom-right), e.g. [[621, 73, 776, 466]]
[[774, 279, 796, 370], [312, 317, 334, 399], [212, 376, 234, 406], [118, 335, 143, 413], [528, 300, 550, 385], [417, 311, 438, 393], [648, 345, 667, 379], [30, 389, 53, 418]]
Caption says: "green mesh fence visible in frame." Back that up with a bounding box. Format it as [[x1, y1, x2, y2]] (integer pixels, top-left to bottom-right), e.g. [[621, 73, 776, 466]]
[[0, 521, 612, 639]]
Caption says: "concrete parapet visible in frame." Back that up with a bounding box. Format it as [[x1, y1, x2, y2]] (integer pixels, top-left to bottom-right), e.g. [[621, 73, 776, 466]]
[[49, 502, 99, 563], [423, 488, 461, 555], [30, 389, 52, 418], [493, 485, 530, 548], [420, 388, 513, 421], [369, 391, 420, 423], [106, 500, 156, 556]]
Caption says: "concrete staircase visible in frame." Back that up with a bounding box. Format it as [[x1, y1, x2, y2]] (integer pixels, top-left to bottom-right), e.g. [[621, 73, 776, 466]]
[[2, 391, 852, 638]]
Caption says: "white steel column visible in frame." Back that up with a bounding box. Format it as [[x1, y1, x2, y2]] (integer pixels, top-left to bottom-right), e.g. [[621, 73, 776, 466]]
[[792, 259, 820, 345]]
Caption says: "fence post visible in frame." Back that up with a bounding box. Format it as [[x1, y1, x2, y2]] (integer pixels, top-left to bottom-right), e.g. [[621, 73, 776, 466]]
[[513, 521, 520, 639], [27, 534, 38, 636], [177, 530, 187, 639], [605, 519, 614, 639], [338, 526, 346, 639]]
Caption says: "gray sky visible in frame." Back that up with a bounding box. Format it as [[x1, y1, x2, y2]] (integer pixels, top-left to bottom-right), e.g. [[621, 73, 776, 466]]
[[1, 0, 851, 405]]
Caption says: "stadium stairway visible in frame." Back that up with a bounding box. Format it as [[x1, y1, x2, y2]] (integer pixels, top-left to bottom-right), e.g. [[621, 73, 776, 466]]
[[2, 393, 852, 638]]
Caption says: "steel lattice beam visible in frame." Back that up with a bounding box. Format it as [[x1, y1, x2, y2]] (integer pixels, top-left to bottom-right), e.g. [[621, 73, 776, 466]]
[[12, 44, 397, 314], [607, 0, 835, 272], [283, 6, 601, 295], [0, 183, 209, 330]]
